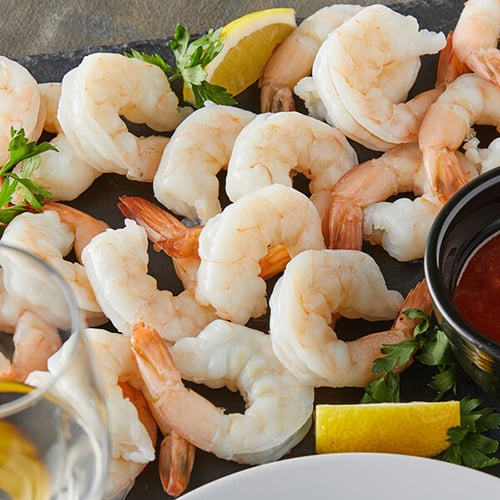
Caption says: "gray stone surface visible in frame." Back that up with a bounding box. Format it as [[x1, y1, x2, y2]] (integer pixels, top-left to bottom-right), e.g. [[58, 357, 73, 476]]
[[2, 0, 410, 59]]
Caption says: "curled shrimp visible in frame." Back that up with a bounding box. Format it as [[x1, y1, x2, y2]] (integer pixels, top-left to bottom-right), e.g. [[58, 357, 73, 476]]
[[309, 4, 446, 151], [225, 111, 357, 210], [81, 219, 217, 342], [1, 206, 108, 326], [419, 72, 500, 203], [259, 3, 363, 112], [131, 320, 314, 464], [269, 249, 431, 387], [0, 56, 44, 164], [196, 184, 326, 324], [153, 103, 255, 223], [57, 53, 190, 181], [452, 0, 500, 87]]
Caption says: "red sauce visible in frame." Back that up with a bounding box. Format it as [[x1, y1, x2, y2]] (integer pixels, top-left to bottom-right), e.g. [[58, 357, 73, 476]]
[[454, 232, 500, 343]]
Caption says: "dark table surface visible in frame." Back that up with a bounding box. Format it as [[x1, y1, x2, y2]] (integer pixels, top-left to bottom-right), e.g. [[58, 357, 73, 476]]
[[3, 1, 500, 499]]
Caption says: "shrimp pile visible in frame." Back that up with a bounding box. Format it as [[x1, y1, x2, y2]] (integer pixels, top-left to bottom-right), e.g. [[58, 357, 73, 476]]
[[1, 0, 498, 497]]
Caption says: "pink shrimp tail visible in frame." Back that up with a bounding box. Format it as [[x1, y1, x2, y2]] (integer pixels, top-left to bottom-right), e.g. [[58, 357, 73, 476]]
[[118, 196, 201, 259], [327, 196, 364, 250], [392, 279, 433, 336], [159, 431, 196, 497], [436, 31, 471, 88], [131, 322, 196, 495], [424, 148, 470, 204], [468, 48, 500, 87]]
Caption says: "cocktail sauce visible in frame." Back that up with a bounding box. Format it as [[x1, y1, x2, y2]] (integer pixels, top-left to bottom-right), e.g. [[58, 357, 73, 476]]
[[454, 232, 500, 343]]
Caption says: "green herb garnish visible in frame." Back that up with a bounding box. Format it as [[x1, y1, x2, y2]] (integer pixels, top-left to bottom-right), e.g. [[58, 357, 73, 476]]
[[0, 127, 54, 233], [125, 24, 236, 108], [444, 397, 500, 469], [361, 308, 500, 469]]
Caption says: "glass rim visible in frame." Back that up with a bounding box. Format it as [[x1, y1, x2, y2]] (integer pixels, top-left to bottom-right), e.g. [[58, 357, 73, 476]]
[[0, 241, 82, 417]]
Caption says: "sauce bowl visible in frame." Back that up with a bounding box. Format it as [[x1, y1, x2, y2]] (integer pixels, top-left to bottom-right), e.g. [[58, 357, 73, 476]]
[[424, 167, 500, 399]]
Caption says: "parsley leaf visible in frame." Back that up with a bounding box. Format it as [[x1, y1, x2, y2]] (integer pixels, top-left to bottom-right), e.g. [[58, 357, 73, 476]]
[[443, 397, 500, 469], [0, 128, 54, 233], [125, 24, 236, 108]]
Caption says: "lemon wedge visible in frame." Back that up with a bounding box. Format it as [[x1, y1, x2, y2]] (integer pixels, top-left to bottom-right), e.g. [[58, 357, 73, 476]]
[[315, 401, 460, 457], [184, 8, 296, 102]]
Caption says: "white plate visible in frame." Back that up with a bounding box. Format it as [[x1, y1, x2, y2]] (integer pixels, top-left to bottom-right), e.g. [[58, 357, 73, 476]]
[[181, 453, 500, 499]]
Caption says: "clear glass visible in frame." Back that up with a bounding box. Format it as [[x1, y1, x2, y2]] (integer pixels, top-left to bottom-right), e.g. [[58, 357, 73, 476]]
[[0, 242, 110, 499]]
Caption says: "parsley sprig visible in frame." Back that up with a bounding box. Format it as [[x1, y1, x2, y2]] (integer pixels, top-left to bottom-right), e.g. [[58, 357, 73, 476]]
[[125, 24, 236, 108], [0, 127, 54, 233], [361, 308, 456, 403], [361, 308, 500, 469]]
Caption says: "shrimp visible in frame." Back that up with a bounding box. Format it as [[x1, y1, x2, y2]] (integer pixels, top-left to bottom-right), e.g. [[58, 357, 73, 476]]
[[57, 53, 190, 181], [196, 184, 326, 325], [225, 111, 358, 210], [0, 56, 44, 165], [327, 143, 431, 250], [419, 72, 500, 203], [310, 4, 446, 150], [153, 103, 255, 223], [118, 196, 291, 291], [259, 3, 363, 112], [26, 328, 158, 500], [0, 310, 62, 382], [1, 206, 108, 326], [269, 249, 431, 387], [81, 219, 217, 342], [131, 320, 315, 464], [452, 0, 500, 87]]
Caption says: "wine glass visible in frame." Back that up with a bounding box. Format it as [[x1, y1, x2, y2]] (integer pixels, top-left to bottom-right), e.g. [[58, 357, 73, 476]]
[[0, 242, 110, 499]]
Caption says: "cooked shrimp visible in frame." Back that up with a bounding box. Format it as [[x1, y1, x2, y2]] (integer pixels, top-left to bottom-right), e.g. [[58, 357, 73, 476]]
[[452, 0, 500, 87], [81, 219, 216, 341], [0, 310, 61, 382], [196, 184, 326, 324], [118, 195, 290, 291], [225, 111, 357, 209], [153, 103, 255, 223], [419, 72, 500, 203], [310, 4, 446, 150], [57, 53, 190, 181], [131, 320, 315, 464], [269, 249, 431, 387], [327, 143, 430, 250], [0, 56, 44, 165], [1, 207, 108, 326], [259, 3, 363, 112], [26, 328, 158, 500]]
